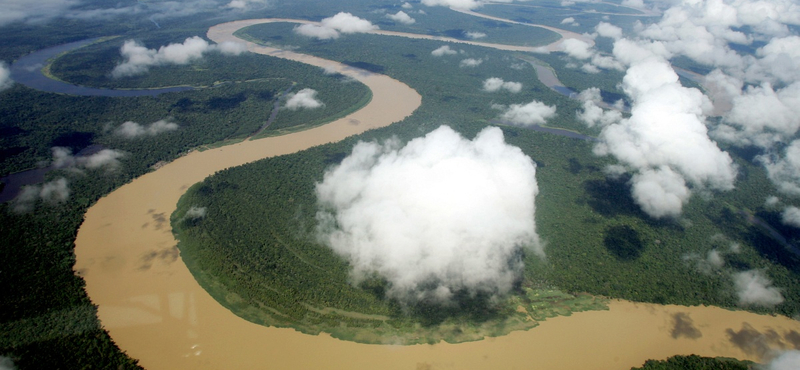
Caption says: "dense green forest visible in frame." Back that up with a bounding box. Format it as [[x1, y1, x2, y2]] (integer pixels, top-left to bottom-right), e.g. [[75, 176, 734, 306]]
[[0, 1, 379, 366], [170, 23, 800, 347], [631, 355, 753, 370], [2, 0, 799, 367]]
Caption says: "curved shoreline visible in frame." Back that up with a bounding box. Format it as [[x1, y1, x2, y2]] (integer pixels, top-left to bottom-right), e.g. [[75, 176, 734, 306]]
[[10, 38, 194, 97], [73, 19, 800, 370]]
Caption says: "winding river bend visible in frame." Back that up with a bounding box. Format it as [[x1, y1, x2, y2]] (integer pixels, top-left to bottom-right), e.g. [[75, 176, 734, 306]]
[[71, 18, 800, 370], [10, 38, 194, 97]]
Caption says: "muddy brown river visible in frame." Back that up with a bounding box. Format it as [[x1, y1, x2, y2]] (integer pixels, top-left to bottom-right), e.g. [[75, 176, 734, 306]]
[[73, 19, 800, 370]]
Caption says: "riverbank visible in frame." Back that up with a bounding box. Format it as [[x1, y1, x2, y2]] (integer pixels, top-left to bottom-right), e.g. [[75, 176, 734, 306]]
[[73, 18, 799, 370]]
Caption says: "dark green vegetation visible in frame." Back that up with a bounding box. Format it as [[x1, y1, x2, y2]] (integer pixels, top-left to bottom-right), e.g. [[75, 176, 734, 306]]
[[173, 15, 800, 348], [0, 1, 376, 367], [632, 355, 753, 370], [172, 125, 607, 343], [2, 0, 799, 367]]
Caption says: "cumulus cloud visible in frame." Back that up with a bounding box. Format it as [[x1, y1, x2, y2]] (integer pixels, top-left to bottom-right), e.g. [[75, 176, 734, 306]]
[[431, 45, 458, 57], [684, 248, 726, 274], [595, 22, 623, 40], [733, 270, 784, 307], [0, 0, 272, 27], [561, 17, 577, 25], [582, 55, 737, 218], [315, 125, 541, 304], [285, 88, 324, 110], [465, 31, 486, 39], [560, 39, 594, 60], [767, 350, 800, 370], [459, 58, 483, 67], [386, 10, 415, 24], [0, 355, 16, 370], [576, 88, 623, 128], [559, 38, 623, 72], [765, 196, 781, 208], [112, 36, 245, 77], [294, 24, 341, 40], [322, 12, 378, 33], [0, 0, 80, 26], [497, 100, 556, 127], [482, 77, 521, 93], [620, 0, 644, 8], [0, 62, 13, 91], [12, 178, 69, 213], [421, 0, 482, 10], [225, 0, 268, 9], [185, 206, 207, 219], [781, 206, 800, 228], [295, 12, 378, 40], [760, 140, 800, 197], [402, 2, 413, 9], [114, 119, 179, 138], [51, 147, 125, 171]]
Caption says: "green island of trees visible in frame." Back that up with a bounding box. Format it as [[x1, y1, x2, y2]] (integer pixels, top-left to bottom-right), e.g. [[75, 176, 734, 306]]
[[632, 355, 753, 370]]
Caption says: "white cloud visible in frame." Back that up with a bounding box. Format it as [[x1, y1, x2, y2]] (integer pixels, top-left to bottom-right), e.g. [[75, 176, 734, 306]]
[[51, 147, 125, 171], [386, 10, 415, 24], [322, 12, 378, 33], [684, 248, 726, 274], [561, 17, 576, 25], [733, 270, 784, 307], [401, 2, 413, 9], [225, 0, 267, 9], [767, 350, 800, 370], [620, 0, 644, 9], [577, 88, 623, 128], [421, 0, 482, 10], [781, 206, 800, 228], [0, 0, 271, 27], [186, 206, 207, 219], [112, 36, 245, 77], [630, 167, 690, 219], [0, 356, 14, 370], [0, 0, 80, 26], [295, 24, 341, 40], [465, 31, 486, 39], [585, 57, 737, 218], [482, 77, 521, 93], [595, 22, 623, 40], [760, 140, 800, 197], [285, 88, 324, 110], [459, 58, 483, 67], [294, 12, 378, 40], [498, 100, 556, 127], [706, 249, 725, 269], [560, 39, 594, 60], [12, 178, 69, 213], [431, 45, 458, 57], [115, 119, 179, 139], [315, 126, 541, 305], [78, 149, 126, 169], [0, 62, 13, 91], [765, 196, 781, 208]]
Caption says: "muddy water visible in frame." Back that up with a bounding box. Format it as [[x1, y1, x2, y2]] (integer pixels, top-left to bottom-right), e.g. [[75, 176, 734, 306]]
[[74, 19, 800, 370]]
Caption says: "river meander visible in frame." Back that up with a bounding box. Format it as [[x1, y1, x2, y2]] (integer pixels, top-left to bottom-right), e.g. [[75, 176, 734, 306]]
[[72, 18, 800, 370]]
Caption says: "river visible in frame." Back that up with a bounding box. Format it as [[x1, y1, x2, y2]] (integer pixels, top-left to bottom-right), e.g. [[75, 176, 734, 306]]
[[9, 38, 194, 97], [70, 18, 800, 370]]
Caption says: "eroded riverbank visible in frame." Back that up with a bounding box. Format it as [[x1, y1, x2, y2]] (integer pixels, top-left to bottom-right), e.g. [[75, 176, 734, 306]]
[[73, 18, 800, 370]]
